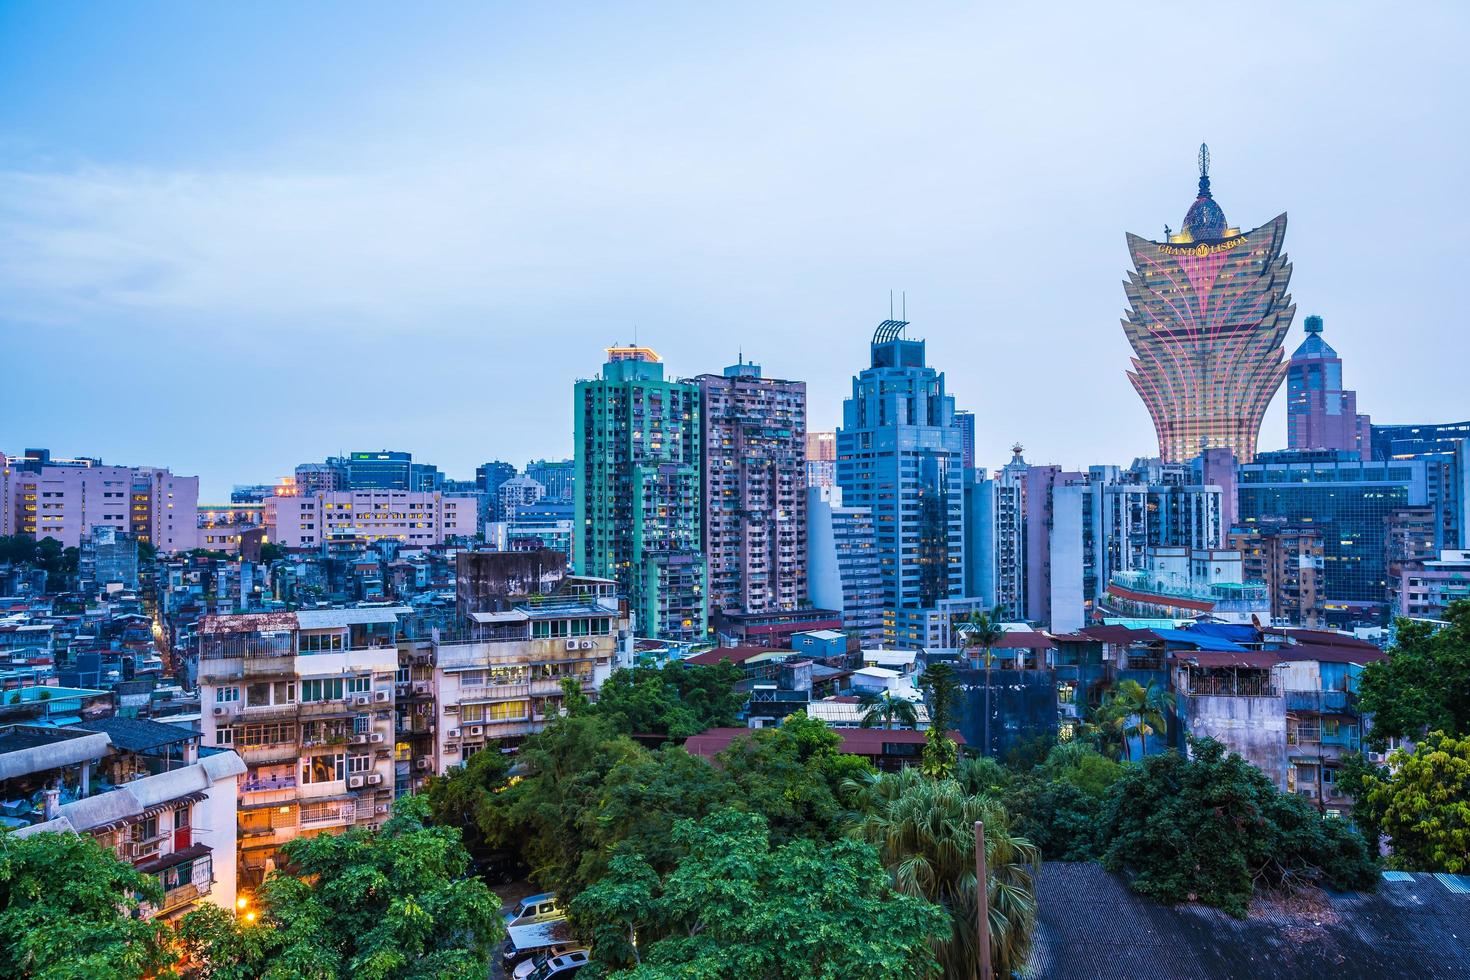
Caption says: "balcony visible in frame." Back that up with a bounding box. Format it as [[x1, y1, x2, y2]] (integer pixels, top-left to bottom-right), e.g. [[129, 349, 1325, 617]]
[[1285, 689, 1353, 713], [241, 773, 297, 793]]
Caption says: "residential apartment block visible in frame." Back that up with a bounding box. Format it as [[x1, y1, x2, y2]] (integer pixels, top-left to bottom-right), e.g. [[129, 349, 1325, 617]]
[[266, 490, 477, 548], [695, 360, 807, 617], [1, 452, 199, 551]]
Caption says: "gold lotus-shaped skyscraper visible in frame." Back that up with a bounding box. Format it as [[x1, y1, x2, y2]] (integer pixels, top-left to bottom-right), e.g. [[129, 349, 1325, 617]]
[[1121, 145, 1294, 463]]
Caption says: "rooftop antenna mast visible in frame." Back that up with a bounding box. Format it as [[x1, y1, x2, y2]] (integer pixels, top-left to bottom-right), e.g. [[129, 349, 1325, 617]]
[[889, 290, 894, 320], [902, 291, 907, 320]]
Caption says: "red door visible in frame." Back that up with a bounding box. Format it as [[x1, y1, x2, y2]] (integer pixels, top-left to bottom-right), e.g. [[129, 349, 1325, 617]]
[[173, 807, 191, 850]]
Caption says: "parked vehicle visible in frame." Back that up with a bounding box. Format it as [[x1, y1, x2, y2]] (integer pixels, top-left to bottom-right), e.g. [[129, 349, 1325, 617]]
[[503, 892, 561, 929], [526, 949, 590, 979], [514, 945, 585, 980], [501, 919, 574, 972]]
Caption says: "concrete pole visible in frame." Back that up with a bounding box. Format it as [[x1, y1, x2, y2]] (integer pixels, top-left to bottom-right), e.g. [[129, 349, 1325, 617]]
[[975, 820, 992, 980]]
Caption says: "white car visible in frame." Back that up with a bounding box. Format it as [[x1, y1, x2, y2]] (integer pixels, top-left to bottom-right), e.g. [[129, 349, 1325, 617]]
[[513, 945, 583, 980], [525, 949, 590, 979]]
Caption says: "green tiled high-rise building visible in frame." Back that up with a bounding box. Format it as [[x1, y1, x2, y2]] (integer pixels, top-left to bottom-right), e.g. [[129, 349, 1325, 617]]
[[574, 346, 707, 642]]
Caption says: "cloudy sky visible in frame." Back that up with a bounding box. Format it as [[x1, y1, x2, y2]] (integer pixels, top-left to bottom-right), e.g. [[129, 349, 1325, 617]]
[[3, 2, 1467, 499]]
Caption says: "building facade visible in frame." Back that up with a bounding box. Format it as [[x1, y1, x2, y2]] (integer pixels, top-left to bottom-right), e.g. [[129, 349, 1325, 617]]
[[0, 455, 199, 551], [806, 486, 884, 643], [268, 490, 477, 548], [836, 321, 967, 647], [695, 360, 807, 617], [1286, 315, 1371, 455], [574, 347, 706, 642], [1229, 524, 1326, 628], [1121, 147, 1294, 463], [524, 460, 575, 502], [1237, 451, 1429, 624]]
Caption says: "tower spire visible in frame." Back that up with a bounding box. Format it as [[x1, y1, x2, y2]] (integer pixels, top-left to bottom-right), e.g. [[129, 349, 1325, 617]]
[[1197, 142, 1212, 197]]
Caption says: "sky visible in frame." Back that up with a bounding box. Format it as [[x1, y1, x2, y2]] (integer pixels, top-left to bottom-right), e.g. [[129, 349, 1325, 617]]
[[3, 2, 1468, 501]]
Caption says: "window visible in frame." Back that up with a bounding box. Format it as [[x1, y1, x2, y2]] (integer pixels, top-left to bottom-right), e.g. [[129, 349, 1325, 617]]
[[300, 633, 345, 653], [353, 714, 371, 735], [301, 678, 345, 702], [215, 687, 240, 703], [458, 671, 485, 687], [347, 675, 371, 695], [487, 700, 529, 721], [215, 727, 234, 747], [461, 703, 484, 723], [347, 754, 372, 775], [301, 753, 345, 784]]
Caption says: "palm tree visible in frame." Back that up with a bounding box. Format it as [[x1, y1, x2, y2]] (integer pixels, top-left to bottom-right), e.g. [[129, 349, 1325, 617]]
[[844, 767, 1040, 979], [962, 607, 1007, 757], [1112, 678, 1177, 758], [1082, 694, 1129, 761], [858, 689, 920, 730], [918, 662, 960, 779]]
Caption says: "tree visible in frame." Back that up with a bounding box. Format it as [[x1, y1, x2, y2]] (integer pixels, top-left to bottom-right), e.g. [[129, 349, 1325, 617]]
[[857, 689, 919, 731], [919, 662, 960, 778], [423, 743, 512, 860], [1355, 731, 1470, 873], [252, 795, 503, 978], [0, 830, 170, 979], [1096, 738, 1378, 917], [573, 809, 946, 979], [1082, 694, 1129, 761], [1358, 605, 1470, 744], [172, 903, 276, 980], [1110, 678, 1176, 758], [591, 663, 743, 740], [257, 542, 286, 563], [962, 607, 1007, 756], [716, 713, 866, 845], [845, 767, 1040, 979]]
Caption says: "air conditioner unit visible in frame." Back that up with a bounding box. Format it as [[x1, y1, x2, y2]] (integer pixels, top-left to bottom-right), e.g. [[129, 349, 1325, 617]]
[[213, 706, 229, 716], [374, 803, 389, 815], [580, 640, 595, 649], [444, 742, 460, 753], [347, 775, 365, 789], [467, 726, 484, 737], [565, 640, 577, 651], [415, 758, 431, 771], [412, 681, 430, 695], [369, 732, 385, 744], [354, 694, 372, 706], [445, 728, 460, 739], [350, 733, 369, 745], [366, 773, 383, 786], [373, 690, 390, 703]]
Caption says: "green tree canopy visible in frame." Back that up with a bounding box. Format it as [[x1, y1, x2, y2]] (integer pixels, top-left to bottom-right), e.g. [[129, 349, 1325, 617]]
[[1358, 605, 1470, 744], [247, 795, 503, 979], [1354, 731, 1470, 873], [591, 663, 744, 740], [0, 830, 169, 979], [1097, 738, 1378, 917], [572, 809, 946, 979]]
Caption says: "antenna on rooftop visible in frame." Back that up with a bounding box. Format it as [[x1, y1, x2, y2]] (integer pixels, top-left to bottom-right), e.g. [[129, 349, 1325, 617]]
[[902, 291, 907, 320], [889, 290, 894, 320]]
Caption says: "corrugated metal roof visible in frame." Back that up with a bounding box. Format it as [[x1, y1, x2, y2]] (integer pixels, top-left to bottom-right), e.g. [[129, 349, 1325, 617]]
[[295, 607, 411, 629], [467, 610, 530, 624]]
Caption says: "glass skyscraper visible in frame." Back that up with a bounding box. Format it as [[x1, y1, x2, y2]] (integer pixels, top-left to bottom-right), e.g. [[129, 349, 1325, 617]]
[[1121, 145, 1294, 463], [836, 320, 965, 647], [1237, 451, 1428, 622]]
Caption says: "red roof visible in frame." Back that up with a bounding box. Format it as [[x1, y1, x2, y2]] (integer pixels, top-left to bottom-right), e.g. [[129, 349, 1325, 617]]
[[1079, 625, 1163, 644], [1172, 650, 1284, 669], [1274, 629, 1381, 651], [683, 646, 786, 667], [997, 632, 1057, 650], [1107, 584, 1213, 612], [1271, 644, 1389, 665], [684, 726, 965, 758]]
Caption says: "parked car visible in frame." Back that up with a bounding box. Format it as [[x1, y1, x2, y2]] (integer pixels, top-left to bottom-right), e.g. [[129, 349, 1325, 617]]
[[513, 945, 585, 980], [501, 919, 574, 973], [503, 892, 561, 929], [525, 949, 590, 979]]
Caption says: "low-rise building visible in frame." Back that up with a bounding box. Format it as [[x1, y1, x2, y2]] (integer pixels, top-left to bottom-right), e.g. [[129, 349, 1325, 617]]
[[267, 490, 477, 549]]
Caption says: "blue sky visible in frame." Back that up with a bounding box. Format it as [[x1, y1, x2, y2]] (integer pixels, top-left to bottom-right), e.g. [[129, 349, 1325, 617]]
[[3, 2, 1468, 499]]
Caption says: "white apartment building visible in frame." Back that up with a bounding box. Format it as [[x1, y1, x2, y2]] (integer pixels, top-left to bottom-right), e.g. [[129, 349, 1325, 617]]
[[196, 608, 406, 891], [266, 490, 478, 548], [0, 456, 199, 551]]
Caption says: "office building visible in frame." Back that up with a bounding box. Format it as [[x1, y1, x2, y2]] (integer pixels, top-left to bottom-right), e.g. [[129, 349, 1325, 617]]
[[1237, 451, 1428, 625], [267, 490, 478, 548], [695, 358, 807, 616], [343, 451, 414, 490], [1121, 146, 1294, 463], [486, 499, 575, 562], [836, 320, 967, 646], [953, 410, 976, 469], [575, 346, 706, 642], [806, 486, 884, 643], [524, 459, 575, 502], [1371, 420, 1470, 461], [963, 465, 1024, 620], [0, 453, 199, 551], [1286, 315, 1371, 455]]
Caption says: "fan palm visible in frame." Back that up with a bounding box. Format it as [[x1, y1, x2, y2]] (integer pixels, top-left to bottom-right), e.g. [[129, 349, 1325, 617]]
[[844, 767, 1040, 979], [962, 607, 1007, 757], [1082, 694, 1129, 761], [858, 689, 920, 730]]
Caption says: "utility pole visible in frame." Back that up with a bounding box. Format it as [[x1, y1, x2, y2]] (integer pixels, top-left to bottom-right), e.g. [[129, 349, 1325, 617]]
[[975, 821, 992, 980]]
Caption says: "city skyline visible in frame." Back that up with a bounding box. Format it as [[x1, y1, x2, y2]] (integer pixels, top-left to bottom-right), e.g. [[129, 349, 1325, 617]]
[[5, 4, 1470, 499]]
